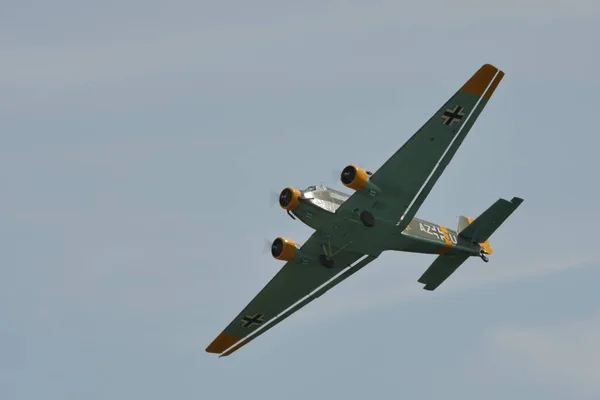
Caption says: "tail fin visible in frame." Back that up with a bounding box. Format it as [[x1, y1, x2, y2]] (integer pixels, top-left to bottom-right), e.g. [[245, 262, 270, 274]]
[[457, 216, 494, 254], [457, 197, 524, 254]]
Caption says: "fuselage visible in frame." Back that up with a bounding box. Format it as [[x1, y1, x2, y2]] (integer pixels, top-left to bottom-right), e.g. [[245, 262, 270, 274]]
[[291, 184, 481, 258]]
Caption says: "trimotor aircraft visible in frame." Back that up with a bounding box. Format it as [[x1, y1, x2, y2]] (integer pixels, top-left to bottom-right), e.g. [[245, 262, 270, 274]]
[[207, 63, 523, 357]]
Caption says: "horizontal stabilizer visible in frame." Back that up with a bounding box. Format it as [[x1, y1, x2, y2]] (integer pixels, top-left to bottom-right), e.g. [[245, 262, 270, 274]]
[[418, 254, 470, 291], [459, 197, 523, 244]]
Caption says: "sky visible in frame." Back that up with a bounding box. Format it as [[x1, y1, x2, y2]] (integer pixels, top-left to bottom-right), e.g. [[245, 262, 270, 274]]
[[2, 1, 600, 399]]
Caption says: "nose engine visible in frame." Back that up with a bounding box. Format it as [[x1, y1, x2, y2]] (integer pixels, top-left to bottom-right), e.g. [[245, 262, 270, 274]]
[[279, 187, 302, 211]]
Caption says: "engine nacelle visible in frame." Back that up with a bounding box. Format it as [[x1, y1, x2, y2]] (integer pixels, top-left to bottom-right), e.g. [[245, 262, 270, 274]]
[[340, 165, 379, 193], [341, 164, 368, 190], [271, 237, 297, 261], [279, 187, 302, 211]]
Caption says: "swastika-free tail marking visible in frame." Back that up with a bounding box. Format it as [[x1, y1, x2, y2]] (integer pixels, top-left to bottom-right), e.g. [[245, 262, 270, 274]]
[[441, 105, 465, 126], [240, 313, 265, 328]]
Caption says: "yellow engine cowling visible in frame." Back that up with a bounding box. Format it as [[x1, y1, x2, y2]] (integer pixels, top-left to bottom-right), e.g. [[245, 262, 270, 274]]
[[270, 237, 297, 261], [278, 187, 302, 211], [340, 165, 368, 191]]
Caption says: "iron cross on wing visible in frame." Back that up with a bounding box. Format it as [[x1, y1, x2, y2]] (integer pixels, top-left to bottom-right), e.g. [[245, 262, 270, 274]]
[[441, 105, 465, 125], [240, 313, 265, 328]]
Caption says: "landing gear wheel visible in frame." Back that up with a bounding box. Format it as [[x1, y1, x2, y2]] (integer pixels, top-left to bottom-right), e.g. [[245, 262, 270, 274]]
[[319, 254, 334, 269], [360, 211, 375, 227], [481, 254, 489, 263]]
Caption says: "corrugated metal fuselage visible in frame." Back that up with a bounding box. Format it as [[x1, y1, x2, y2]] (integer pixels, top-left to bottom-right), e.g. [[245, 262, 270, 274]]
[[292, 185, 481, 258]]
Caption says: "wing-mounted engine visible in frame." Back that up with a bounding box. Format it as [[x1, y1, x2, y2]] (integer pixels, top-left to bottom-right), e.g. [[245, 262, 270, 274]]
[[279, 187, 302, 211], [270, 236, 334, 268], [271, 237, 297, 261], [270, 237, 312, 265], [340, 165, 380, 194]]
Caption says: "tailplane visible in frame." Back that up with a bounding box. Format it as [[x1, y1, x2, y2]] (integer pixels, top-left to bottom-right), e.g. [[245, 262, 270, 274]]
[[418, 196, 523, 291], [458, 197, 524, 254]]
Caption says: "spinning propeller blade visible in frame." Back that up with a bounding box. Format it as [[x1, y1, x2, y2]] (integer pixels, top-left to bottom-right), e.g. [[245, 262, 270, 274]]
[[263, 238, 274, 255], [269, 190, 280, 208]]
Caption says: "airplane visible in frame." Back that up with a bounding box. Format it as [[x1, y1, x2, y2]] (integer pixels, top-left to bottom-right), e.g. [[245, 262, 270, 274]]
[[206, 63, 523, 358]]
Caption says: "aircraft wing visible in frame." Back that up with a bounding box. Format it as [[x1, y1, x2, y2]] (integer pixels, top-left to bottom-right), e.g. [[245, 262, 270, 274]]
[[336, 64, 505, 229], [205, 232, 371, 357]]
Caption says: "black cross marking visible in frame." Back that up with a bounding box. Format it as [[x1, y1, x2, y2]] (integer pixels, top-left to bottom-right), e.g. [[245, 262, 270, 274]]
[[441, 105, 465, 126], [241, 313, 265, 328]]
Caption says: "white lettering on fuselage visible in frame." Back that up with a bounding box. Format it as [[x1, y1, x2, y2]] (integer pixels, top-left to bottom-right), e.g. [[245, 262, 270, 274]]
[[419, 222, 457, 244]]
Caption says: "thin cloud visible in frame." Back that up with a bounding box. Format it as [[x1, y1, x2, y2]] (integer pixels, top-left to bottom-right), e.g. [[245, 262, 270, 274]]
[[292, 254, 597, 325], [1, 1, 598, 90], [484, 314, 600, 394]]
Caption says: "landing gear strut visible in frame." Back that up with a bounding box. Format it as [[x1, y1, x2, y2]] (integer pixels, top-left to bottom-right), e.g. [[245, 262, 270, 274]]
[[318, 238, 352, 269]]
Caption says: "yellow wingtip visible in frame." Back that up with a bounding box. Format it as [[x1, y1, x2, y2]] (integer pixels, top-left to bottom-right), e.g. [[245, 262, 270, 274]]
[[482, 70, 505, 100], [206, 332, 244, 354], [460, 64, 500, 98]]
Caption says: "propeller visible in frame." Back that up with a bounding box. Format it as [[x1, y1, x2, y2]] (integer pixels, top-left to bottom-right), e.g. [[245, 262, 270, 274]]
[[328, 168, 342, 187], [269, 189, 281, 208], [263, 238, 274, 254], [278, 188, 293, 208], [263, 237, 284, 259]]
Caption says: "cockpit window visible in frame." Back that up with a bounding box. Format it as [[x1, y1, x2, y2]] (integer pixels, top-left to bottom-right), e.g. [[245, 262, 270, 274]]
[[305, 185, 317, 192]]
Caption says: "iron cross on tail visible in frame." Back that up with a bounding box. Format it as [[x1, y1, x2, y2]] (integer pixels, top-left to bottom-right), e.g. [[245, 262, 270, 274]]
[[206, 63, 524, 357]]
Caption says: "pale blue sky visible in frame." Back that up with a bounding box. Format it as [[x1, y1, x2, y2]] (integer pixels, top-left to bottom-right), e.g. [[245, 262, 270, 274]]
[[2, 1, 600, 399]]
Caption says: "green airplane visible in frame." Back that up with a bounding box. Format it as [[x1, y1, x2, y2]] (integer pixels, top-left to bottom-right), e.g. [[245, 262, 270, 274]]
[[207, 64, 523, 357]]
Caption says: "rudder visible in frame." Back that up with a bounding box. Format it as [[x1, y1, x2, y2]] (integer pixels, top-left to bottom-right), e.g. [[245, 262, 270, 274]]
[[457, 216, 494, 254]]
